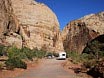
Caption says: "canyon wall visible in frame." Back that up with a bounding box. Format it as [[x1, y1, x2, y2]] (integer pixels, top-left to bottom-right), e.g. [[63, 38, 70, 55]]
[[62, 12, 104, 53], [0, 0, 104, 53], [0, 0, 64, 52]]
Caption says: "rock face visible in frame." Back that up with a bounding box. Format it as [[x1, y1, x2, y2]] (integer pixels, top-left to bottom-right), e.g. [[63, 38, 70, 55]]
[[0, 0, 20, 48], [62, 12, 104, 53], [0, 0, 12, 37], [1, 0, 103, 53], [0, 0, 64, 52]]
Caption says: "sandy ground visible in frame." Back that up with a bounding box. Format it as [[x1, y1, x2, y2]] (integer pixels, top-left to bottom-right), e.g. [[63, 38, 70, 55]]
[[0, 59, 40, 78], [63, 60, 92, 78], [12, 59, 81, 78], [0, 58, 92, 78]]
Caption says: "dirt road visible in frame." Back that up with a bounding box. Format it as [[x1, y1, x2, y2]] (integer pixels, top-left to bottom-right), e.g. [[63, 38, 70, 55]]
[[14, 59, 77, 78]]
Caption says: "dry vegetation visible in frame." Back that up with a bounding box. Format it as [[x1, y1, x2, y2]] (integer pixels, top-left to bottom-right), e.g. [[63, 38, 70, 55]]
[[66, 35, 104, 78], [0, 45, 46, 78]]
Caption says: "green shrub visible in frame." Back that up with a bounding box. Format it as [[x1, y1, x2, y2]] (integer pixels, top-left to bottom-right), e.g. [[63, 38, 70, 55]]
[[80, 53, 92, 63], [7, 46, 32, 60], [83, 40, 104, 60], [4, 46, 47, 70], [66, 51, 79, 58], [0, 45, 5, 56], [21, 47, 46, 59], [35, 49, 46, 58], [6, 46, 28, 69], [7, 46, 47, 61], [83, 59, 97, 69], [5, 57, 27, 70], [0, 63, 3, 70], [7, 46, 21, 58], [80, 39, 104, 78], [66, 51, 82, 64], [21, 47, 33, 60], [66, 51, 92, 64]]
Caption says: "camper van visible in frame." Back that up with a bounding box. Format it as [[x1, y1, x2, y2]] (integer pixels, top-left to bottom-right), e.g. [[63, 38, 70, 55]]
[[57, 52, 66, 60]]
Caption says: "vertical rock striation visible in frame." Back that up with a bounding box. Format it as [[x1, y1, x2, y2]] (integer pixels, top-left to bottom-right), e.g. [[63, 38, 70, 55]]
[[0, 0, 22, 48], [0, 0, 64, 52]]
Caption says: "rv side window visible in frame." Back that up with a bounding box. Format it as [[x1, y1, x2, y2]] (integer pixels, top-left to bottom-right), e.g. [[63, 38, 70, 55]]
[[62, 54, 65, 56]]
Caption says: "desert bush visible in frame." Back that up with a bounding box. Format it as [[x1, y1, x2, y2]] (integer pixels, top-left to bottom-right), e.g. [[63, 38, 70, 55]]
[[66, 51, 82, 64], [7, 46, 27, 63], [5, 46, 47, 70], [83, 40, 104, 60], [21, 47, 46, 59], [0, 45, 5, 56], [7, 46, 21, 58], [81, 39, 104, 78], [66, 51, 91, 64], [0, 63, 3, 70], [66, 51, 79, 58], [5, 57, 27, 70], [6, 46, 28, 69], [80, 53, 93, 63], [82, 40, 104, 65], [35, 49, 46, 58], [7, 46, 47, 60], [21, 47, 33, 60], [83, 59, 97, 69]]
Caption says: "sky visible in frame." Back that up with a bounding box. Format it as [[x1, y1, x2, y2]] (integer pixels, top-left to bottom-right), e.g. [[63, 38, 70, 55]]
[[36, 0, 104, 30]]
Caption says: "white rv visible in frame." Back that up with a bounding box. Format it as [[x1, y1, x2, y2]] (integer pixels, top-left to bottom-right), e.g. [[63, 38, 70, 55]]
[[57, 52, 66, 60]]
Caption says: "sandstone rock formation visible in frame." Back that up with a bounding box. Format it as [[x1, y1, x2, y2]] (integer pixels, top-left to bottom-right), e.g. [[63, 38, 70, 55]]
[[1, 0, 103, 53], [0, 0, 64, 52], [62, 12, 104, 53], [0, 0, 12, 37], [0, 0, 20, 48]]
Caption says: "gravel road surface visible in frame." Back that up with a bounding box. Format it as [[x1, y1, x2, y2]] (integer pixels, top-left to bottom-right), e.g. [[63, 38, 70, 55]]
[[14, 59, 77, 78]]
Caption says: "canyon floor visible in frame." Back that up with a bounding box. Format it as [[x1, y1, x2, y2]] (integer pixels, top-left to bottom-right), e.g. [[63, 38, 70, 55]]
[[0, 58, 92, 78], [13, 59, 76, 78]]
